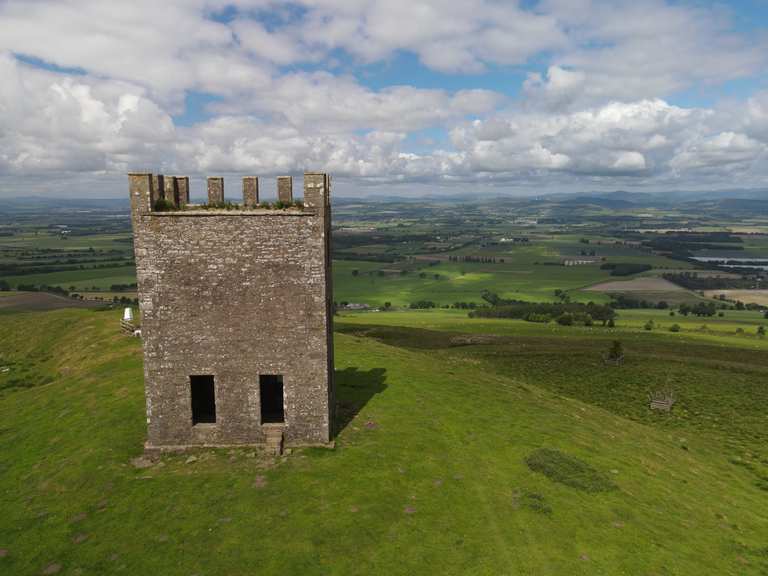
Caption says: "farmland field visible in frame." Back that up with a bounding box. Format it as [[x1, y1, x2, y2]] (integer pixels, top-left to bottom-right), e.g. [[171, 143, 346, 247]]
[[704, 289, 768, 306], [587, 277, 685, 292]]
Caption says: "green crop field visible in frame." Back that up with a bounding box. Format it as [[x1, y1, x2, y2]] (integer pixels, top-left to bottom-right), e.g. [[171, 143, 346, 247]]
[[1, 308, 767, 574], [333, 260, 615, 306], [2, 265, 137, 291]]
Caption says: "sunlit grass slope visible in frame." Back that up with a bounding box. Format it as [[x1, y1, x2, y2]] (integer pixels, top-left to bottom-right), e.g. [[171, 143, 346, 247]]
[[0, 309, 767, 574]]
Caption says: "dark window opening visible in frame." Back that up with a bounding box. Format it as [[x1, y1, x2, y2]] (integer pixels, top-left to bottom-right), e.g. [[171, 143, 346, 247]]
[[260, 375, 285, 423], [190, 375, 216, 424]]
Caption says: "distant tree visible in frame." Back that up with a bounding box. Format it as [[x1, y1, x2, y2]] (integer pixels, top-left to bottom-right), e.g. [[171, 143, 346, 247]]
[[669, 324, 681, 333], [0, 280, 10, 291], [351, 269, 359, 277], [735, 301, 745, 311], [556, 313, 574, 326], [644, 320, 655, 331], [764, 311, 768, 320], [607, 318, 615, 328], [481, 290, 501, 306], [758, 326, 766, 338]]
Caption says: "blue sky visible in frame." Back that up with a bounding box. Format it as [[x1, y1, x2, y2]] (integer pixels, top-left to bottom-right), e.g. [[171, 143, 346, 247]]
[[0, 0, 767, 197]]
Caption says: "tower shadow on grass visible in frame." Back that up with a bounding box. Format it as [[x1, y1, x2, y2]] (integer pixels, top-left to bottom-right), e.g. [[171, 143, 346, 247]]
[[334, 367, 388, 438]]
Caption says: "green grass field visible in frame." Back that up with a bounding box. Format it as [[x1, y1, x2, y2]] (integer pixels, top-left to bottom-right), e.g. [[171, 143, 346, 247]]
[[1, 308, 767, 574], [333, 260, 614, 306], [2, 265, 137, 291]]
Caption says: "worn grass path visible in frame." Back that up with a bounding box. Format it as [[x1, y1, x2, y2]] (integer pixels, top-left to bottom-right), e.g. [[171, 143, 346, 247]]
[[0, 309, 767, 574]]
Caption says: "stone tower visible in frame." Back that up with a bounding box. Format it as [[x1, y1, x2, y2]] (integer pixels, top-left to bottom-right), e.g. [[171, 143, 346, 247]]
[[129, 173, 334, 451]]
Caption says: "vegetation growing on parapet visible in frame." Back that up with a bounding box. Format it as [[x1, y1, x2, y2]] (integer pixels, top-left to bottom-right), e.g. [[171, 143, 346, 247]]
[[187, 200, 306, 210], [152, 198, 175, 212], [200, 200, 242, 210]]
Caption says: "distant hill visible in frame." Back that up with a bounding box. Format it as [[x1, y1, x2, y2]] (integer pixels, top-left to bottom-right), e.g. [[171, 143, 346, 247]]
[[714, 198, 768, 213], [557, 195, 637, 209]]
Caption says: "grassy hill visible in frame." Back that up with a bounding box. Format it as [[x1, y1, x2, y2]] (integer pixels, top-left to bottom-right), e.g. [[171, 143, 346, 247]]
[[1, 308, 767, 574]]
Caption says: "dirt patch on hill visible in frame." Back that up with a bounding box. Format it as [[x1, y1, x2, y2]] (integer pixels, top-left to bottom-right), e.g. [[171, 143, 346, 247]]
[[0, 292, 107, 311], [704, 290, 768, 306], [587, 278, 685, 292]]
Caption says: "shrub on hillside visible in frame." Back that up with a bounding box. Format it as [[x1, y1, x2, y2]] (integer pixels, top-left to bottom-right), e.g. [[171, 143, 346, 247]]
[[524, 448, 617, 493], [606, 340, 624, 363]]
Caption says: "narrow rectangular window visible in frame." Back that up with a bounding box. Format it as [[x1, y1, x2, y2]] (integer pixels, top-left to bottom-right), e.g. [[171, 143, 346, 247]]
[[190, 375, 216, 424], [259, 375, 285, 424]]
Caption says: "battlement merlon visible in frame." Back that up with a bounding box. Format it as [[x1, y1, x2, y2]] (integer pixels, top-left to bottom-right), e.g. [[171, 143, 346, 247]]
[[207, 177, 225, 204], [243, 176, 259, 207], [303, 173, 331, 215], [128, 173, 154, 214], [277, 176, 293, 203]]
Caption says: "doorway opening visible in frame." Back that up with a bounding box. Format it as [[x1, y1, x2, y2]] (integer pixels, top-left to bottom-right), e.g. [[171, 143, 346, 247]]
[[190, 375, 216, 424], [260, 375, 285, 423]]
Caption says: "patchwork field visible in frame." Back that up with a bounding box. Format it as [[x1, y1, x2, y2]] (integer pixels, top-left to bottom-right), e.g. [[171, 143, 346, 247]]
[[704, 290, 768, 306], [587, 277, 685, 292], [333, 259, 615, 306], [1, 308, 767, 574], [0, 292, 106, 311]]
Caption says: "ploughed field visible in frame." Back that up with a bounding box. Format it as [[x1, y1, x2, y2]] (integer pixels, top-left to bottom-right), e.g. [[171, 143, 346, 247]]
[[1, 308, 767, 575]]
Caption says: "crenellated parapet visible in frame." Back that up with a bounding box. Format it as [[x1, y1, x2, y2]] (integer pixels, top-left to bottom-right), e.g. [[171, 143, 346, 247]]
[[128, 173, 330, 215]]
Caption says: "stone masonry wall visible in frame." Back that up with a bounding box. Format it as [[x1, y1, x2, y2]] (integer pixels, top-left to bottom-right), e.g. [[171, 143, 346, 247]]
[[130, 173, 334, 449]]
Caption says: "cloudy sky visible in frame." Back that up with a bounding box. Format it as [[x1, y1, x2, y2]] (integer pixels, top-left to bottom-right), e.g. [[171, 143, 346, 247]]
[[0, 0, 767, 198]]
